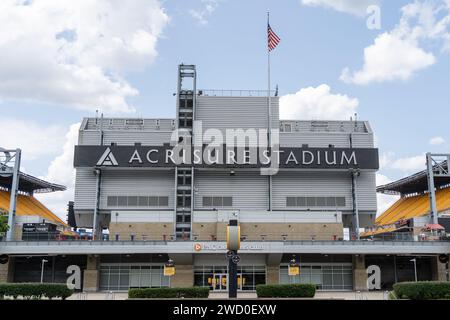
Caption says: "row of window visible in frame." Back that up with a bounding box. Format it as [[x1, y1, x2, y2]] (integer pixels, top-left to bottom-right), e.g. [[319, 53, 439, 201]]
[[107, 196, 169, 207], [286, 196, 346, 207], [97, 264, 353, 291], [106, 195, 346, 208], [99, 265, 170, 291], [279, 264, 353, 290], [202, 196, 233, 207]]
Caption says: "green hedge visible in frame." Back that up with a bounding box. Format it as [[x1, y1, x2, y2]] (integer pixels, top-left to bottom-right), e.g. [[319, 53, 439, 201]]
[[256, 284, 316, 298], [0, 283, 73, 300], [393, 281, 450, 300], [388, 291, 397, 300], [128, 287, 209, 299]]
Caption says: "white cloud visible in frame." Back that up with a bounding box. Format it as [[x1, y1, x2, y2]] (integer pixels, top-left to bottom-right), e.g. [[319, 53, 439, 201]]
[[340, 33, 436, 85], [300, 0, 379, 17], [390, 154, 426, 172], [341, 1, 450, 85], [279, 84, 358, 120], [378, 151, 428, 177], [376, 173, 400, 216], [0, 0, 169, 113], [189, 0, 220, 25], [0, 118, 66, 159], [429, 136, 445, 145], [379, 151, 395, 170], [36, 123, 80, 220]]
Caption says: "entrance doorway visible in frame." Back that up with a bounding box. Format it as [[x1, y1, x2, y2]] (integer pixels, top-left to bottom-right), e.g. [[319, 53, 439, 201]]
[[195, 265, 266, 291], [212, 274, 227, 291], [211, 274, 244, 291]]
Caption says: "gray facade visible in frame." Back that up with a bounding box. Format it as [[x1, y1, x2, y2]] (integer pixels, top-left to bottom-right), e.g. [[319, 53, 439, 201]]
[[74, 66, 378, 237]]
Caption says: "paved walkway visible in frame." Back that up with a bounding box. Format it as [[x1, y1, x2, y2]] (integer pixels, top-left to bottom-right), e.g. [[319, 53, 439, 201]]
[[67, 291, 389, 300]]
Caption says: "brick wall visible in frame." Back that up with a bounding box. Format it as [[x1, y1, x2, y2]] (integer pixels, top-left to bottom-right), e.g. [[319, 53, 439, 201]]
[[109, 222, 174, 241]]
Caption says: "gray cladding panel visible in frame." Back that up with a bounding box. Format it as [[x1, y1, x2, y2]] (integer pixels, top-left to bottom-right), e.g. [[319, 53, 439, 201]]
[[272, 171, 353, 210], [99, 170, 175, 210], [196, 96, 279, 131], [74, 168, 97, 210], [78, 130, 173, 146], [355, 172, 377, 211], [78, 131, 100, 145], [194, 170, 269, 210], [280, 132, 374, 148], [102, 131, 173, 146]]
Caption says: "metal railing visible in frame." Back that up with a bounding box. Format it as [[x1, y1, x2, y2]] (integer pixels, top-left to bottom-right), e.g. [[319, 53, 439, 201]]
[[1, 239, 450, 246], [198, 89, 276, 97]]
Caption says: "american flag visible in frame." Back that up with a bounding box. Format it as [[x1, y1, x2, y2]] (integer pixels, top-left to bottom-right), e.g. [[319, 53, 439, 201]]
[[267, 24, 280, 52]]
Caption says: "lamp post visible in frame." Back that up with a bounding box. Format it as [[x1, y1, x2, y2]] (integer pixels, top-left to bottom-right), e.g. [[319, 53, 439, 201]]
[[227, 219, 240, 298], [40, 259, 48, 283], [410, 258, 417, 282]]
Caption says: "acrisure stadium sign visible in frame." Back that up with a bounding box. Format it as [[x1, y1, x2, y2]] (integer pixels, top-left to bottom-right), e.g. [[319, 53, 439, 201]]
[[74, 145, 379, 170]]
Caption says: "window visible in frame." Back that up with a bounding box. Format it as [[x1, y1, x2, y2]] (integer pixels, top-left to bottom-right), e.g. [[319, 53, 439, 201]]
[[158, 196, 169, 206], [316, 197, 326, 206], [222, 197, 233, 207], [286, 197, 296, 207], [128, 196, 138, 206], [203, 196, 233, 208], [280, 264, 353, 291], [326, 197, 336, 206], [125, 119, 144, 126], [336, 197, 346, 206], [297, 197, 306, 206], [148, 196, 158, 206], [202, 197, 212, 207], [138, 196, 148, 207], [107, 196, 118, 206], [306, 197, 316, 207], [100, 264, 169, 291], [118, 196, 127, 206], [212, 197, 222, 207], [107, 196, 170, 208], [283, 123, 292, 132], [194, 265, 266, 291], [286, 196, 346, 208]]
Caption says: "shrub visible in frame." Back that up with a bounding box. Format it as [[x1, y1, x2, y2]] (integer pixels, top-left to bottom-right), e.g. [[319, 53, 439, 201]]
[[256, 284, 316, 298], [393, 281, 450, 300], [128, 287, 209, 299], [0, 283, 73, 300], [388, 291, 397, 300]]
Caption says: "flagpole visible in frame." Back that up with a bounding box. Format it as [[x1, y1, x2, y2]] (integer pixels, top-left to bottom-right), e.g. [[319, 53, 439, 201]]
[[267, 11, 271, 146], [267, 11, 272, 212]]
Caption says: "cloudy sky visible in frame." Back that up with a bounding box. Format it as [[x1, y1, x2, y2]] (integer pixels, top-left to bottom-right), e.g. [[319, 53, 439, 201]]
[[1, 0, 449, 220]]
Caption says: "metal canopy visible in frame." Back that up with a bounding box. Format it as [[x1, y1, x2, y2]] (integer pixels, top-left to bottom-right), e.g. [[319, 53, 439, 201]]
[[0, 171, 66, 194], [377, 160, 450, 195]]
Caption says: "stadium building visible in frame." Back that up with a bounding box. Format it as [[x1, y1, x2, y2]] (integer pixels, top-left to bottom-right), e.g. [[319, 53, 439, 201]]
[[1, 65, 449, 292]]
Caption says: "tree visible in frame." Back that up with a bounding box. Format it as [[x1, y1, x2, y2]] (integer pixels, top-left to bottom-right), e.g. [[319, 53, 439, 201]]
[[0, 215, 9, 234]]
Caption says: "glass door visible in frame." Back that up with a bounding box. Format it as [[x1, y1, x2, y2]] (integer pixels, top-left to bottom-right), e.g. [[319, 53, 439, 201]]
[[212, 274, 227, 291]]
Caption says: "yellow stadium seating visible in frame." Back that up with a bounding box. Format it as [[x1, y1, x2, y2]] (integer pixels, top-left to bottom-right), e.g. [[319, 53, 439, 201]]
[[376, 187, 450, 226], [0, 190, 65, 225]]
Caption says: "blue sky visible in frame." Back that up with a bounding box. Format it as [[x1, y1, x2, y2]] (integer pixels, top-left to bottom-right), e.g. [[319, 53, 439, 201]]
[[0, 0, 449, 217]]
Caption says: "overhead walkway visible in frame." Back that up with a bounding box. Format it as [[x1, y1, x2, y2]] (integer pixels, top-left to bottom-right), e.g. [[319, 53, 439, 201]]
[[0, 190, 66, 225], [376, 187, 450, 226], [1, 240, 449, 256]]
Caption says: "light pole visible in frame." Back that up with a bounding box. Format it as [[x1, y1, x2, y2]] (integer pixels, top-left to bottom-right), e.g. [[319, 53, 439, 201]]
[[410, 258, 417, 282], [40, 259, 48, 283]]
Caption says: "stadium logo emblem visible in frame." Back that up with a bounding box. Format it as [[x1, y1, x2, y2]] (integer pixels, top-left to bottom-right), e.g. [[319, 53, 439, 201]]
[[96, 148, 118, 166]]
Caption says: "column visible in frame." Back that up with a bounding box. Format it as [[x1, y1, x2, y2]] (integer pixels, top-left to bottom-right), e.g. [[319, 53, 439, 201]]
[[0, 257, 14, 283], [353, 254, 367, 291], [83, 255, 100, 292], [266, 266, 279, 285], [432, 255, 449, 281], [171, 265, 194, 288]]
